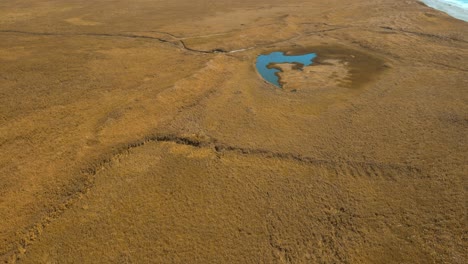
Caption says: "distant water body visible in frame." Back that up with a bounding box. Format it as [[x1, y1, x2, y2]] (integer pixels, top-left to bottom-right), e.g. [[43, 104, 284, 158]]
[[422, 0, 468, 21]]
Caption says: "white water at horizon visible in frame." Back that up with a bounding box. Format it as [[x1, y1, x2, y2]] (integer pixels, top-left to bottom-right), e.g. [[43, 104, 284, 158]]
[[422, 0, 468, 21]]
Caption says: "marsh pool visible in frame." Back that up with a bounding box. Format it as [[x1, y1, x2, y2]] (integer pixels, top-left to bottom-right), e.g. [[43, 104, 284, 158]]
[[256, 51, 317, 87]]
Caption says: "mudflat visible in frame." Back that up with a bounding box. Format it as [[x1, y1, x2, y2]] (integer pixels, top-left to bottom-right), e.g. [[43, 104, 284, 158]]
[[0, 0, 467, 263]]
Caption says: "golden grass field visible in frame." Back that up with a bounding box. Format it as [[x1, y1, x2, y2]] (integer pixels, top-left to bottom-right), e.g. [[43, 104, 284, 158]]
[[0, 0, 467, 263]]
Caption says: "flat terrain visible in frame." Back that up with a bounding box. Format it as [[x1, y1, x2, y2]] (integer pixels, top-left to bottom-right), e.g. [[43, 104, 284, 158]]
[[0, 0, 467, 263]]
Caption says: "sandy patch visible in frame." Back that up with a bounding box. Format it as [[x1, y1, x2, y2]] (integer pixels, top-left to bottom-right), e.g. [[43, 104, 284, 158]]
[[65, 17, 102, 26], [0, 47, 31, 61], [276, 59, 350, 91]]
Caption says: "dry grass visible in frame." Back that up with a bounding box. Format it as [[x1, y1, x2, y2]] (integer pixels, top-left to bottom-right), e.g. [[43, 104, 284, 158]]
[[0, 0, 467, 263]]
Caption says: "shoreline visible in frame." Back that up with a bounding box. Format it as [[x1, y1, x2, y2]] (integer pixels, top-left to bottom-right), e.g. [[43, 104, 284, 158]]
[[421, 0, 468, 21]]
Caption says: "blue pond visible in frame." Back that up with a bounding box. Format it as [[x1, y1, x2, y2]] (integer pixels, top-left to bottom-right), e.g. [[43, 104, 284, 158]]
[[256, 51, 317, 87]]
